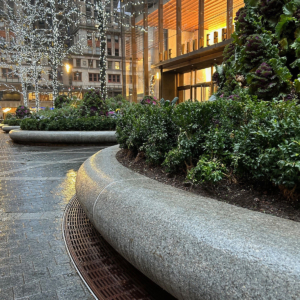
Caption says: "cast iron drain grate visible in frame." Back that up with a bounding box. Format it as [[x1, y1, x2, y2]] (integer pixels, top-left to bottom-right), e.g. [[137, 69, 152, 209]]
[[64, 195, 176, 300]]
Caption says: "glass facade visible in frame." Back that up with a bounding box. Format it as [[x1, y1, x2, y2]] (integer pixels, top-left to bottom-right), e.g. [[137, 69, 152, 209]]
[[122, 0, 244, 103]]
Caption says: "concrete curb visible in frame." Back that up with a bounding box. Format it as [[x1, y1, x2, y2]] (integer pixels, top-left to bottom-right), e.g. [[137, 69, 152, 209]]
[[0, 123, 5, 129], [9, 129, 117, 144], [76, 145, 300, 300], [2, 126, 20, 133]]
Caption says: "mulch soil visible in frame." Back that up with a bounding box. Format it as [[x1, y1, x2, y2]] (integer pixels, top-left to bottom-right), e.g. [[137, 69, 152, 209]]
[[116, 149, 300, 223]]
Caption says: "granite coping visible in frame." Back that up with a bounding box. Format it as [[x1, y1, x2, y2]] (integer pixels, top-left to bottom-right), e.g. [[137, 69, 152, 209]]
[[9, 129, 117, 144], [2, 125, 20, 132], [75, 145, 300, 300]]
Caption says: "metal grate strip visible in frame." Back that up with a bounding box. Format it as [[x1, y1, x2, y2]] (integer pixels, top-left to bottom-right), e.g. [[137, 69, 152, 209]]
[[64, 195, 176, 300]]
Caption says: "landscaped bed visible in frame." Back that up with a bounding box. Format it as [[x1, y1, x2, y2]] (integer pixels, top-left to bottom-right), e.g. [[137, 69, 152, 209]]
[[116, 149, 300, 222]]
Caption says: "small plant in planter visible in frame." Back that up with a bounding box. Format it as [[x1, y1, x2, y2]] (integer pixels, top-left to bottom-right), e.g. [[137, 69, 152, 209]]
[[54, 95, 71, 109], [80, 89, 108, 116], [16, 105, 31, 119], [140, 95, 157, 105]]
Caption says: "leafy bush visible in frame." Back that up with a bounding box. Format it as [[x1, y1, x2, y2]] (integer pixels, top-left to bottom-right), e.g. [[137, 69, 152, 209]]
[[21, 116, 116, 131], [116, 100, 178, 165], [7, 118, 22, 126], [140, 95, 157, 105], [213, 0, 300, 100], [106, 95, 129, 111], [80, 89, 107, 116], [54, 95, 71, 109], [117, 96, 300, 197], [16, 106, 31, 119]]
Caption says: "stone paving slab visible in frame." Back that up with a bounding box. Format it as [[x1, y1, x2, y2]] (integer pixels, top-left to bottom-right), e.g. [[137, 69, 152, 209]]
[[0, 132, 102, 299]]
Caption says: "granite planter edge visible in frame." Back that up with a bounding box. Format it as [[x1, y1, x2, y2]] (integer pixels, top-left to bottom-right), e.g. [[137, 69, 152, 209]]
[[75, 145, 300, 300]]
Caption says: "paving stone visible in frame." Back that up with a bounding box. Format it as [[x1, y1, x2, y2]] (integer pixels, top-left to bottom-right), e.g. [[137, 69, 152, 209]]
[[23, 268, 50, 284], [0, 274, 24, 289], [0, 133, 99, 299], [0, 265, 10, 278], [40, 275, 67, 292], [0, 287, 14, 300], [13, 281, 41, 299], [28, 291, 59, 300], [56, 285, 86, 300]]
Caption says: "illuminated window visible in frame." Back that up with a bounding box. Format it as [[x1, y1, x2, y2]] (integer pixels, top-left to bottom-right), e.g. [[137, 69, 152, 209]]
[[115, 62, 120, 70]]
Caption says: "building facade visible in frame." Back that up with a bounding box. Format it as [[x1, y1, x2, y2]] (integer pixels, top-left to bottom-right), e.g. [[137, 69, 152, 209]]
[[123, 0, 244, 103], [0, 0, 245, 118], [0, 0, 127, 118]]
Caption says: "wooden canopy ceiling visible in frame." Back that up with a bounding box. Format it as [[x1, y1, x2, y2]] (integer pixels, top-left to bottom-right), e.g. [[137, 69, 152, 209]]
[[137, 0, 244, 32]]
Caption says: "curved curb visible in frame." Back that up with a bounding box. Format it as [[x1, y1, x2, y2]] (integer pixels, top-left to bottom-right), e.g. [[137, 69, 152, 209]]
[[9, 129, 117, 144], [2, 126, 20, 133], [76, 145, 300, 300], [0, 123, 5, 129]]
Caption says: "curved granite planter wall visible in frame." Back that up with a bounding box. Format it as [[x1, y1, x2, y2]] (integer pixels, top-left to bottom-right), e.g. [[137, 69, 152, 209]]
[[76, 145, 300, 300], [9, 129, 117, 144], [2, 126, 20, 133]]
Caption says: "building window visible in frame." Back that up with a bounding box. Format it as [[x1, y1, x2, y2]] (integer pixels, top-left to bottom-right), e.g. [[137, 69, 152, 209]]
[[115, 62, 120, 70], [76, 59, 81, 67], [115, 48, 119, 56], [88, 46, 92, 54], [108, 61, 112, 69], [88, 59, 93, 67], [89, 73, 100, 82], [115, 35, 119, 43], [96, 47, 100, 54], [108, 74, 120, 83], [107, 35, 111, 42], [73, 72, 82, 81], [107, 47, 112, 55], [96, 60, 100, 68]]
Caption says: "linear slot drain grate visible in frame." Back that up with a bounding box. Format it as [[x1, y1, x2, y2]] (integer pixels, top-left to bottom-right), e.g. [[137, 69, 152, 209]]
[[64, 195, 176, 300]]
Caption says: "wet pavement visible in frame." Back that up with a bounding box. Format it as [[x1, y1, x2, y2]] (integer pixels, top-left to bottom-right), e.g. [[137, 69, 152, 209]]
[[0, 131, 105, 299]]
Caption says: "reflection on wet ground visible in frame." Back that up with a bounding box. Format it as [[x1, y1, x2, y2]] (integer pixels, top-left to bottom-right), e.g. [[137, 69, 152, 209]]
[[0, 132, 104, 299]]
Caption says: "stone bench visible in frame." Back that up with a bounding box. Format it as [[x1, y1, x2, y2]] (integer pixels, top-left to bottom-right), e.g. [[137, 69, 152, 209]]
[[2, 126, 21, 133], [9, 129, 117, 144], [75, 145, 300, 300]]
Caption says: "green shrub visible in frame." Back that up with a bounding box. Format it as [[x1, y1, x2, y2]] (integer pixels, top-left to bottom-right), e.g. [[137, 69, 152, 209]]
[[106, 95, 129, 111], [80, 89, 107, 116], [116, 101, 178, 165], [54, 95, 71, 109], [7, 118, 22, 126], [16, 105, 31, 119], [116, 97, 300, 196], [20, 116, 116, 131]]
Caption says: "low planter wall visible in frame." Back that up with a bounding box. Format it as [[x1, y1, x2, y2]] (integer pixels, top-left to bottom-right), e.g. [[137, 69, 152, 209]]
[[9, 129, 117, 144], [2, 126, 20, 133], [76, 145, 300, 300], [0, 123, 5, 129]]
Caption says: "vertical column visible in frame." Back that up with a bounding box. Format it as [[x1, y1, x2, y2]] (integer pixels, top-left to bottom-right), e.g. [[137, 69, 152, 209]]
[[143, 2, 149, 95], [194, 70, 197, 101], [176, 0, 181, 56], [227, 0, 234, 38], [131, 5, 137, 103], [198, 0, 204, 48], [158, 0, 164, 61], [190, 70, 193, 100], [210, 65, 214, 97], [159, 67, 163, 99], [121, 1, 126, 98]]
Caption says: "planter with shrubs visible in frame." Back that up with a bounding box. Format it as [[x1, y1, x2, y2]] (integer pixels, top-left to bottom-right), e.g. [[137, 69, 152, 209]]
[[9, 91, 128, 144]]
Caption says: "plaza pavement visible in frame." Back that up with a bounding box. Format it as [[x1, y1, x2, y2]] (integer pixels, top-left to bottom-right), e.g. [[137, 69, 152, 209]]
[[0, 131, 103, 299]]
